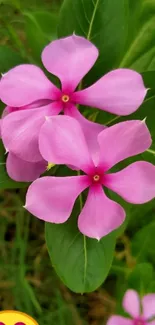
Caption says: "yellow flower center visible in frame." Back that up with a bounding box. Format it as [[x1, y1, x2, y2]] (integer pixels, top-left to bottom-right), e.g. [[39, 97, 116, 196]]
[[47, 162, 55, 171], [93, 175, 100, 182], [61, 95, 70, 103]]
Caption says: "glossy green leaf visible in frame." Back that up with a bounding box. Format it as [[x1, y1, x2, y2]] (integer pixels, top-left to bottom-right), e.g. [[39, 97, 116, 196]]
[[142, 70, 155, 89], [46, 201, 116, 293], [24, 11, 58, 62], [149, 281, 155, 292], [0, 45, 23, 73]]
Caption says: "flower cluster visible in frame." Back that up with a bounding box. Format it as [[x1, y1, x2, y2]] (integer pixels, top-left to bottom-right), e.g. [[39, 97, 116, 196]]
[[107, 289, 155, 325], [0, 35, 155, 239]]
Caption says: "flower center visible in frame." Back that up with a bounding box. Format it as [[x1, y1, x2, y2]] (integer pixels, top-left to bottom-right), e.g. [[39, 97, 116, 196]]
[[93, 174, 100, 182], [133, 318, 146, 325], [61, 94, 70, 103]]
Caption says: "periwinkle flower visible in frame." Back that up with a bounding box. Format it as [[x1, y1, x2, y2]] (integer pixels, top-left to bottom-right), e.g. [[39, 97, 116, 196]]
[[0, 107, 46, 182], [107, 290, 155, 325], [0, 35, 147, 168], [25, 116, 155, 239]]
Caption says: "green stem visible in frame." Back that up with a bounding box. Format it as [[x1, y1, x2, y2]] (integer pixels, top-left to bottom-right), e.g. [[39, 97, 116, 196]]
[[87, 0, 100, 40], [77, 171, 87, 288], [147, 148, 155, 155], [111, 265, 130, 275], [105, 115, 121, 126]]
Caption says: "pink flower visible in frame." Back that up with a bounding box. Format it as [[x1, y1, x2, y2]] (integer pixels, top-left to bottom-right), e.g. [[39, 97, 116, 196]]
[[0, 35, 147, 164], [107, 289, 155, 325], [5, 152, 46, 182], [0, 107, 46, 182], [25, 116, 155, 239]]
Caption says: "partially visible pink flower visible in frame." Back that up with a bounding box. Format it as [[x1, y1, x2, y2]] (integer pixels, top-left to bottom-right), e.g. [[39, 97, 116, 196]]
[[25, 116, 155, 239], [0, 110, 46, 182], [107, 289, 155, 325], [0, 35, 147, 164], [6, 152, 46, 182]]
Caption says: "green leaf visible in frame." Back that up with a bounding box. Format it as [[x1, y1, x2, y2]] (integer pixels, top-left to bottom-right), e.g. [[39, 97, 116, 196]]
[[142, 70, 155, 89], [128, 263, 154, 295], [119, 1, 155, 71], [45, 202, 116, 293], [24, 11, 58, 62], [0, 45, 23, 73], [149, 281, 155, 292], [0, 143, 26, 189], [132, 221, 155, 265]]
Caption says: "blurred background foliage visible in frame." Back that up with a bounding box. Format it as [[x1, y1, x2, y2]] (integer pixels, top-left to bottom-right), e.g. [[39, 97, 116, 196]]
[[0, 0, 155, 324]]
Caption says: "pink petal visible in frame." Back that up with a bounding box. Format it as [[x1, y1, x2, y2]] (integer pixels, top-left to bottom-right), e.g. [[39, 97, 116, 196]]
[[1, 103, 62, 162], [105, 162, 155, 204], [150, 322, 155, 325], [0, 64, 60, 107], [42, 35, 98, 92], [25, 175, 89, 223], [78, 185, 125, 240], [39, 115, 93, 173], [6, 152, 46, 182], [65, 104, 105, 165], [73, 69, 147, 115], [97, 120, 151, 171], [123, 290, 140, 318], [107, 316, 132, 325], [142, 294, 155, 319]]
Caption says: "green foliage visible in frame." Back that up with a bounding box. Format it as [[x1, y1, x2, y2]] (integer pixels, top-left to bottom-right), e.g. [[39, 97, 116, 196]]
[[24, 11, 58, 62], [128, 263, 154, 294], [46, 203, 116, 293], [132, 221, 155, 265], [0, 45, 24, 73]]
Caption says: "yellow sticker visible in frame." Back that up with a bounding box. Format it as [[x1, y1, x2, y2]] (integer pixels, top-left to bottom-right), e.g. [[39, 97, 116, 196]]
[[0, 310, 38, 325]]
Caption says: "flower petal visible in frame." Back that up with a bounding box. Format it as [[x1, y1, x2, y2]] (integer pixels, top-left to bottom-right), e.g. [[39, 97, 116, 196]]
[[107, 316, 132, 325], [97, 120, 151, 171], [39, 115, 93, 173], [73, 69, 147, 115], [150, 321, 155, 325], [78, 185, 125, 240], [6, 153, 46, 182], [123, 290, 140, 318], [25, 175, 89, 223], [65, 104, 105, 165], [42, 35, 98, 92], [105, 162, 155, 204], [1, 102, 62, 162], [142, 294, 155, 319], [62, 103, 101, 176], [0, 64, 60, 106]]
